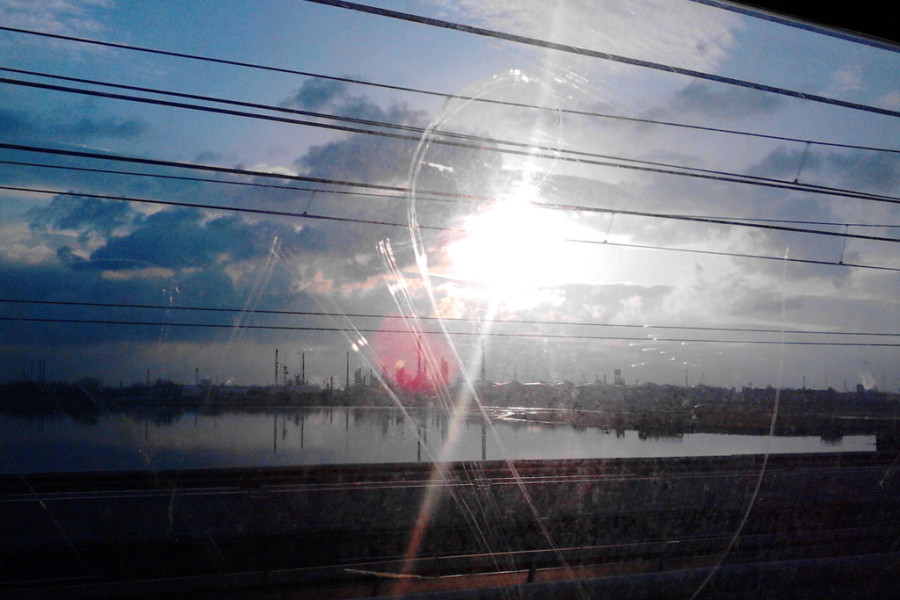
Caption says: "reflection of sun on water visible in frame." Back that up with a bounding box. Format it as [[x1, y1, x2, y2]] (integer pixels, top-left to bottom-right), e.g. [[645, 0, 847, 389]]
[[441, 183, 590, 311]]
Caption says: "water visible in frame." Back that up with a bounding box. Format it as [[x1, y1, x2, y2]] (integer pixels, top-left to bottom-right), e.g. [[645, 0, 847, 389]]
[[0, 406, 876, 474]]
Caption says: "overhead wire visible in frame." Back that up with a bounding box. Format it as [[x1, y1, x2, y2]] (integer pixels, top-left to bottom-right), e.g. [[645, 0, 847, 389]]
[[0, 159, 411, 203], [4, 298, 899, 338], [3, 75, 900, 209], [2, 34, 898, 155], [5, 158, 897, 230], [5, 182, 900, 253], [302, 0, 900, 119], [688, 0, 900, 54], [5, 183, 900, 273], [3, 316, 898, 347], [1, 10, 897, 346]]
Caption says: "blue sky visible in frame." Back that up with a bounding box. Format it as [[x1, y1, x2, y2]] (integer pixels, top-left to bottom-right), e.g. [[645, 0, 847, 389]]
[[1, 0, 898, 391]]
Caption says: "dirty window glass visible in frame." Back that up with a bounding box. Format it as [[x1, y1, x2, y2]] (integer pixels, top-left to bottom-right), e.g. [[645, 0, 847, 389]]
[[1, 1, 899, 597]]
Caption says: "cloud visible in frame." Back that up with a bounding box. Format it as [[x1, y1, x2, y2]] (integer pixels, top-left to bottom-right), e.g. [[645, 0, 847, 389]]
[[441, 0, 743, 72], [280, 85, 507, 266], [827, 65, 864, 96], [826, 152, 900, 194], [745, 146, 814, 180], [287, 83, 428, 185], [748, 146, 900, 194], [0, 0, 110, 36], [876, 91, 900, 110], [283, 78, 428, 125], [88, 208, 325, 270], [28, 194, 140, 243], [56, 245, 88, 266], [670, 82, 785, 118], [281, 79, 348, 112], [0, 108, 148, 143]]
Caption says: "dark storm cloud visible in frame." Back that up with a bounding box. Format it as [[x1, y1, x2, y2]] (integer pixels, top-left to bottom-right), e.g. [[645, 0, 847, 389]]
[[671, 82, 784, 118], [295, 105, 429, 183], [299, 133, 414, 183], [0, 107, 148, 142], [0, 260, 246, 345], [282, 85, 509, 264], [56, 245, 88, 266], [89, 208, 328, 270], [29, 195, 140, 243], [283, 79, 429, 183]]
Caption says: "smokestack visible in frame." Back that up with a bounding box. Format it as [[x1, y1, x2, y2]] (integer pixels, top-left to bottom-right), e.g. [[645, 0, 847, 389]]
[[275, 349, 279, 387], [302, 353, 305, 385]]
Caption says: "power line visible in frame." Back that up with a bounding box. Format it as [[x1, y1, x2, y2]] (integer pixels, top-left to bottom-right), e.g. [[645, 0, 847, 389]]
[[3, 36, 897, 157], [5, 159, 899, 230], [0, 77, 845, 198], [0, 185, 416, 230], [574, 237, 900, 274], [3, 316, 898, 347], [4, 298, 898, 338], [302, 0, 900, 119], [6, 182, 900, 248], [6, 183, 900, 274], [4, 65, 899, 157], [5, 127, 900, 210], [689, 0, 900, 53], [0, 159, 412, 203], [6, 72, 900, 205], [0, 142, 445, 198]]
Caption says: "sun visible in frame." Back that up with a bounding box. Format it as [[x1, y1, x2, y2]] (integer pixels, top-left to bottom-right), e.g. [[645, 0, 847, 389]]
[[439, 182, 589, 311]]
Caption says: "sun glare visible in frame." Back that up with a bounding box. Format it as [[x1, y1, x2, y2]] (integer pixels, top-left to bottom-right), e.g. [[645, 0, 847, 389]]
[[441, 183, 587, 310]]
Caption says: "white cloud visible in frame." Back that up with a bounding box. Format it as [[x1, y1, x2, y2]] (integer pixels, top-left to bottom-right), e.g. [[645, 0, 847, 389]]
[[876, 90, 900, 110], [0, 0, 110, 35], [0, 221, 56, 264], [247, 164, 299, 177], [827, 65, 864, 95], [439, 0, 742, 73]]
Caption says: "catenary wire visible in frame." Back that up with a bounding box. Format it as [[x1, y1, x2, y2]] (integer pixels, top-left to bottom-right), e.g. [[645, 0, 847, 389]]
[[5, 158, 897, 229], [6, 183, 900, 247], [3, 134, 900, 209], [3, 298, 898, 338], [4, 75, 900, 208], [302, 0, 900, 119], [5, 184, 900, 274], [3, 316, 899, 347], [688, 0, 900, 54], [2, 35, 898, 156]]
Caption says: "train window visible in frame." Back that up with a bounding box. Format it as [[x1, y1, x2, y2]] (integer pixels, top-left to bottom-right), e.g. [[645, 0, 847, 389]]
[[1, 1, 898, 597]]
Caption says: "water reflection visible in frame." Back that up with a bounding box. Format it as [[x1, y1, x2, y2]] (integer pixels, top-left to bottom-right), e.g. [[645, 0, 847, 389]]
[[0, 405, 876, 475]]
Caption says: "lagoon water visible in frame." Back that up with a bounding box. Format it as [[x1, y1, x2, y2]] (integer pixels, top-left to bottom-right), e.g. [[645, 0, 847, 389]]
[[0, 406, 877, 474]]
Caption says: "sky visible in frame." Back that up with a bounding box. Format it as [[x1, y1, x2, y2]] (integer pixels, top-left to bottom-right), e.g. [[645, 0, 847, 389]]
[[1, 0, 899, 391]]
